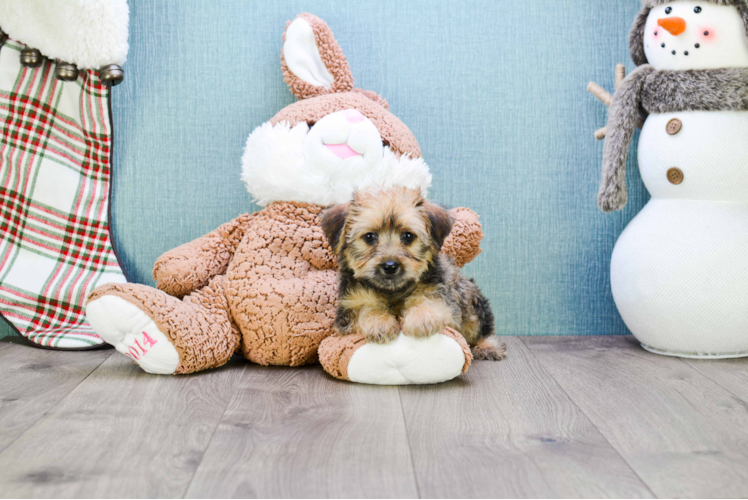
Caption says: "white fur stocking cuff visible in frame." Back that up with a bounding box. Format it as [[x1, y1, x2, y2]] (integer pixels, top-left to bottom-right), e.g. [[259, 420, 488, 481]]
[[0, 0, 129, 69]]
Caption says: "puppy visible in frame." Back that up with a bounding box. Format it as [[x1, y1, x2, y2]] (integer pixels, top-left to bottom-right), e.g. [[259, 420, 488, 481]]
[[321, 187, 505, 360]]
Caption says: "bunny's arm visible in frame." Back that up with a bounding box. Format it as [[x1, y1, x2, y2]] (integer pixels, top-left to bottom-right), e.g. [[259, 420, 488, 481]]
[[152, 213, 258, 298], [301, 221, 338, 271], [598, 64, 655, 212], [442, 207, 484, 268]]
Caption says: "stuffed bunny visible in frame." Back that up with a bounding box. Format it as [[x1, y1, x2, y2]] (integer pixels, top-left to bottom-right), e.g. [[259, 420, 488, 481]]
[[85, 13, 484, 376]]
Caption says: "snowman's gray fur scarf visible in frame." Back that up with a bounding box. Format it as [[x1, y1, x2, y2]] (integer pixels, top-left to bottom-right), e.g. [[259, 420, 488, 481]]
[[598, 65, 748, 212], [631, 0, 748, 65]]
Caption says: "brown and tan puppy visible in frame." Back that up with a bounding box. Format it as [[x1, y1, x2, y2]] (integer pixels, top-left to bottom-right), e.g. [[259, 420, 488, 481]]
[[321, 188, 505, 360]]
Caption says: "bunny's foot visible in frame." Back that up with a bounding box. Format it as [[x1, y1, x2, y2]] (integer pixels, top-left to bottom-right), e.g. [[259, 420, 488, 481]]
[[86, 294, 179, 374], [318, 327, 472, 385], [86, 278, 240, 375]]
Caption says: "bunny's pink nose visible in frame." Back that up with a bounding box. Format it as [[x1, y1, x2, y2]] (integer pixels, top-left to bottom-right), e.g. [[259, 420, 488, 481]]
[[344, 109, 366, 123]]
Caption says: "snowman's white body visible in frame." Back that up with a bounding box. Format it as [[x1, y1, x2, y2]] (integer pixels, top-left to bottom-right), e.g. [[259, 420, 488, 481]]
[[612, 110, 748, 357], [608, 1, 748, 358]]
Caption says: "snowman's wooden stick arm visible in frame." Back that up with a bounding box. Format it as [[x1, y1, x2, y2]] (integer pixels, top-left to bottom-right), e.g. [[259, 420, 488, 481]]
[[589, 65, 646, 140], [588, 82, 613, 106], [615, 63, 626, 89], [588, 82, 613, 140]]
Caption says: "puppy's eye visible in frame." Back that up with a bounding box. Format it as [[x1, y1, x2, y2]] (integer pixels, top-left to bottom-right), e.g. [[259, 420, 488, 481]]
[[363, 232, 378, 245], [665, 6, 672, 14], [401, 232, 415, 245], [694, 6, 702, 13]]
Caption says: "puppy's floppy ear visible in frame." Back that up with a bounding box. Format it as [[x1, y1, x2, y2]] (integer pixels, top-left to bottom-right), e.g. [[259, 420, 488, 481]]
[[423, 201, 454, 251], [321, 202, 350, 253]]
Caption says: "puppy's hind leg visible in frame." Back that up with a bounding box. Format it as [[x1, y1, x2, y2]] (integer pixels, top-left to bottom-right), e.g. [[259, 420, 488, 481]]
[[471, 336, 506, 361]]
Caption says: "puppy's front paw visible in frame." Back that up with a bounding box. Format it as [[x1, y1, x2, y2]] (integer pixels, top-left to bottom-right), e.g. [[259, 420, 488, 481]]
[[402, 305, 448, 339], [360, 314, 400, 344]]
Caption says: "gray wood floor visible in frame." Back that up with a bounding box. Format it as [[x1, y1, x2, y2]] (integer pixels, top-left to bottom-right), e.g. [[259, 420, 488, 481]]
[[1, 335, 748, 499]]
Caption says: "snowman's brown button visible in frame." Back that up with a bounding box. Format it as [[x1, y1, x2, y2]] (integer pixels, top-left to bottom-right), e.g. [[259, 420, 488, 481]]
[[667, 167, 684, 185], [666, 118, 682, 135]]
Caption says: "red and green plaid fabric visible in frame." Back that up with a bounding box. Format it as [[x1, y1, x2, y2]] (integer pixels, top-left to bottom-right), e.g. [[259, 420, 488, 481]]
[[0, 40, 127, 349]]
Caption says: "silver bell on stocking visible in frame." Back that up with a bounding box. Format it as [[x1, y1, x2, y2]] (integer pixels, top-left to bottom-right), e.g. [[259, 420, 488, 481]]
[[20, 48, 44, 68], [98, 64, 124, 86], [55, 62, 79, 81]]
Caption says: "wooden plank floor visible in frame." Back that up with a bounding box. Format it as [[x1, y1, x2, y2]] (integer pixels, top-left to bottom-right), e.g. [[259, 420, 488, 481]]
[[1, 335, 748, 498]]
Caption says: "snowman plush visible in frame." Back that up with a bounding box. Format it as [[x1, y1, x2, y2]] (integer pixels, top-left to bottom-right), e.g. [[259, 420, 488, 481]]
[[598, 0, 748, 357]]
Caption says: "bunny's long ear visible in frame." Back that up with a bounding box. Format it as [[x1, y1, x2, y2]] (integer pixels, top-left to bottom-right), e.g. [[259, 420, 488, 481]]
[[281, 13, 354, 100]]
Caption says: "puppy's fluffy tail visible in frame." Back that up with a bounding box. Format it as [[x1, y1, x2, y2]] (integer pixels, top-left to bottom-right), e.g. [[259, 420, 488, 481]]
[[470, 288, 505, 360], [472, 291, 495, 340]]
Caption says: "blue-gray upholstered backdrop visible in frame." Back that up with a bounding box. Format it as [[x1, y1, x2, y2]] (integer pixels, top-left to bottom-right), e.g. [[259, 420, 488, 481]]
[[0, 0, 649, 339]]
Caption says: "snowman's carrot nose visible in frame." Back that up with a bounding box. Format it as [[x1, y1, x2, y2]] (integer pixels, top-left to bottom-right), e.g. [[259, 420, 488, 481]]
[[658, 17, 687, 36]]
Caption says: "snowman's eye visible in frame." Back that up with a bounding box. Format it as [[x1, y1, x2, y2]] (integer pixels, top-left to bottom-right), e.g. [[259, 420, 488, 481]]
[[665, 6, 672, 14], [694, 6, 702, 13]]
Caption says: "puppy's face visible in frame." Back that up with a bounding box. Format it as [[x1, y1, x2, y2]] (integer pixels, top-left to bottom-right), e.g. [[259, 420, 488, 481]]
[[322, 188, 453, 292]]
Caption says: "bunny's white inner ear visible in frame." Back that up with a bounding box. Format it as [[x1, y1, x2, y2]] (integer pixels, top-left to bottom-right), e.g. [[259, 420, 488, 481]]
[[283, 18, 335, 88]]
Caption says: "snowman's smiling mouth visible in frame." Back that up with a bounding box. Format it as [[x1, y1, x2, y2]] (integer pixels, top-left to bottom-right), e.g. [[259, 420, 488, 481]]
[[325, 143, 362, 159]]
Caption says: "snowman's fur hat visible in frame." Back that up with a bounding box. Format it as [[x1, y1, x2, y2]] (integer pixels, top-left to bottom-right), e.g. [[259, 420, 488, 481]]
[[630, 0, 748, 65]]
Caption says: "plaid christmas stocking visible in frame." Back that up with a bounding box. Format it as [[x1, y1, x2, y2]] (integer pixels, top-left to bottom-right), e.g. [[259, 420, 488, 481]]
[[0, 1, 130, 349]]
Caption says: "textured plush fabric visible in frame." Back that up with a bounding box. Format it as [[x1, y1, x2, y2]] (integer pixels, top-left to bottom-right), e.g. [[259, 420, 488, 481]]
[[270, 92, 421, 158], [240, 119, 431, 207], [88, 277, 240, 374], [319, 327, 472, 382], [640, 68, 748, 112], [281, 13, 354, 100], [153, 213, 258, 298], [87, 202, 482, 371], [0, 0, 129, 69], [599, 65, 656, 212], [224, 202, 337, 367], [318, 332, 365, 380], [441, 207, 484, 267], [0, 0, 653, 342]]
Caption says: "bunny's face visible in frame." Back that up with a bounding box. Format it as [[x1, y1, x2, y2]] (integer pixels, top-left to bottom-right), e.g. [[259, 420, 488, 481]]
[[304, 109, 385, 176], [240, 14, 431, 208]]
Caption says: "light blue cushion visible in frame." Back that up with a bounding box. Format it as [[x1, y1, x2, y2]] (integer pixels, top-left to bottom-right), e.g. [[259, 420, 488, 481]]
[[0, 0, 648, 340]]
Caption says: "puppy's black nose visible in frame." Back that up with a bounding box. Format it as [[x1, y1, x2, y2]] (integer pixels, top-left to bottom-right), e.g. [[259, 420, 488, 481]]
[[382, 261, 400, 275]]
